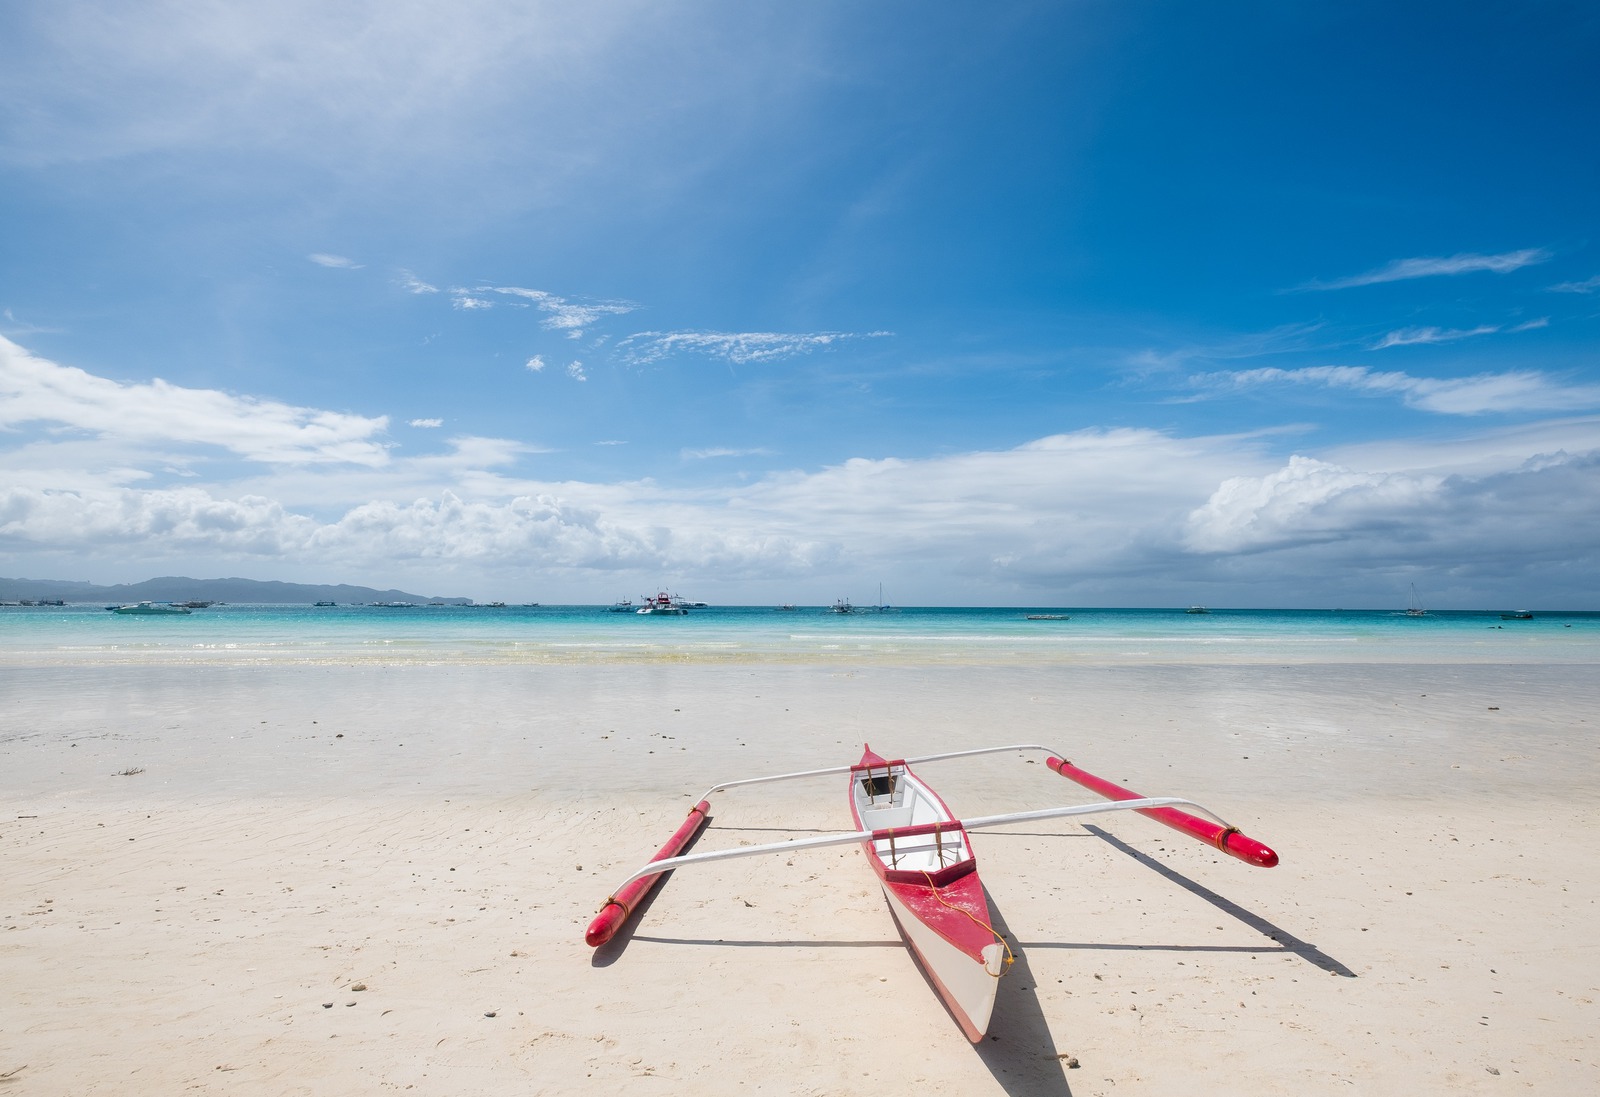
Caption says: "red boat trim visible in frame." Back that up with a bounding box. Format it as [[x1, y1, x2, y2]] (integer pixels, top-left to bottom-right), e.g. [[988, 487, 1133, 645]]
[[585, 799, 712, 947], [1046, 757, 1277, 868]]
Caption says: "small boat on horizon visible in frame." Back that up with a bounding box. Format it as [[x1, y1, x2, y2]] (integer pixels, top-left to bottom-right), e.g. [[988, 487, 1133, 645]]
[[111, 601, 191, 615], [1500, 610, 1534, 620], [636, 592, 688, 615], [1404, 584, 1427, 616], [1185, 605, 1209, 614]]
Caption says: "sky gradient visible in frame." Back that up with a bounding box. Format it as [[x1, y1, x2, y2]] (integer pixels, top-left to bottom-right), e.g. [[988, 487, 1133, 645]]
[[3, 1, 1599, 607]]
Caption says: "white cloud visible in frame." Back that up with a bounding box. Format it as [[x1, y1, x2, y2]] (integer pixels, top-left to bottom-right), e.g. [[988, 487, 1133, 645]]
[[309, 253, 362, 269], [1550, 275, 1600, 294], [525, 355, 546, 372], [1301, 248, 1551, 291], [6, 339, 1598, 605], [409, 418, 443, 428], [451, 294, 493, 310], [1372, 319, 1548, 349], [1195, 365, 1600, 416], [1372, 325, 1500, 349], [566, 360, 587, 382], [1183, 450, 1600, 578], [398, 270, 438, 294], [482, 287, 638, 335], [1184, 456, 1442, 553], [682, 446, 774, 460], [617, 330, 892, 365], [0, 336, 391, 466]]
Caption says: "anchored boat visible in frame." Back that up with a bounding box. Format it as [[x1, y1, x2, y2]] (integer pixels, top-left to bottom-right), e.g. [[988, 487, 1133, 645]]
[[586, 743, 1277, 1041]]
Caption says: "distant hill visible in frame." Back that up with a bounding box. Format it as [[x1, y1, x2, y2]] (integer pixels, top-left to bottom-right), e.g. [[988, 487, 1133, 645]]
[[0, 575, 472, 605]]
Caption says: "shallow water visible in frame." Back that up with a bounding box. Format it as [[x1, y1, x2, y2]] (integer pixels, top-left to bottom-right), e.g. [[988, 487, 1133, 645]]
[[2, 603, 1597, 666]]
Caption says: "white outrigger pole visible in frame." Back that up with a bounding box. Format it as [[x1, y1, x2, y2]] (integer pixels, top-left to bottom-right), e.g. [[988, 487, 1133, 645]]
[[608, 795, 1205, 891]]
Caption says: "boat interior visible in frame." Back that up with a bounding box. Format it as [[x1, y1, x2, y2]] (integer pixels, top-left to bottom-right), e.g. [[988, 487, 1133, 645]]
[[853, 765, 970, 872]]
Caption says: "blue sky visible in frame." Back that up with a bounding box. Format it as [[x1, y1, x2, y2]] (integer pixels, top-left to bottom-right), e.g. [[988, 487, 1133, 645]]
[[3, 1, 1599, 606]]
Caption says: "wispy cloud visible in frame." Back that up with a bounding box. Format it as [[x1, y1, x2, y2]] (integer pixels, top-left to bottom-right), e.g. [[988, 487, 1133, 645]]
[[566, 360, 587, 381], [1196, 364, 1600, 415], [1372, 324, 1501, 349], [682, 446, 775, 460], [480, 287, 638, 335], [451, 294, 493, 310], [398, 270, 438, 294], [1125, 323, 1328, 375], [309, 253, 363, 270], [1550, 274, 1600, 294], [1299, 248, 1551, 291], [618, 330, 892, 365], [524, 355, 546, 372], [0, 309, 61, 337], [409, 418, 443, 428]]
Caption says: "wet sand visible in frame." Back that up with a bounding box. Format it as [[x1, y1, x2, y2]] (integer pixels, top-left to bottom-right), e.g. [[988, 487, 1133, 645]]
[[4, 660, 1598, 1095]]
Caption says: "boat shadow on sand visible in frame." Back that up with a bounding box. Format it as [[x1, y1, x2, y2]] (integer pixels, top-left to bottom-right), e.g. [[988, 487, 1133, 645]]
[[1066, 825, 1355, 978]]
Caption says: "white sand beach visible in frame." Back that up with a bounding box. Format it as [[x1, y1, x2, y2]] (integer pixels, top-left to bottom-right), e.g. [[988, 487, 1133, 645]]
[[4, 660, 1599, 1095]]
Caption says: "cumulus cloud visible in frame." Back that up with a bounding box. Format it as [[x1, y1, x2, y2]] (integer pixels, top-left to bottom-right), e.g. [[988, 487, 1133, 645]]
[[1195, 365, 1600, 415], [1184, 456, 1442, 553], [0, 485, 318, 555], [0, 336, 391, 465], [309, 253, 362, 269], [617, 329, 892, 365], [1184, 450, 1600, 580], [1300, 248, 1551, 291], [525, 355, 546, 372]]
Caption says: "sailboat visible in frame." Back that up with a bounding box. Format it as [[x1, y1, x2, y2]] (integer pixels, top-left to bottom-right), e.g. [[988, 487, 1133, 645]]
[[1404, 584, 1427, 617]]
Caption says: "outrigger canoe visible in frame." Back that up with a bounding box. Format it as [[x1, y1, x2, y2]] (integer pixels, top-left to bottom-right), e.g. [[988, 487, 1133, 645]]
[[587, 743, 1276, 1042]]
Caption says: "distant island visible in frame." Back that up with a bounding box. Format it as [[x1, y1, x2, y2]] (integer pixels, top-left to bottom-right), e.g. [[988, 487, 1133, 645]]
[[0, 575, 472, 605]]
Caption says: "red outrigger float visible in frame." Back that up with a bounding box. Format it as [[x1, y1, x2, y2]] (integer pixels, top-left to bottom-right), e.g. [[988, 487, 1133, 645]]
[[586, 743, 1276, 1041]]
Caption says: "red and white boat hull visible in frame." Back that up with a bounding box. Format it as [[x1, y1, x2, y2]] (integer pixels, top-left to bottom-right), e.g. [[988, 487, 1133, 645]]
[[880, 876, 1007, 1041], [851, 746, 1007, 1042]]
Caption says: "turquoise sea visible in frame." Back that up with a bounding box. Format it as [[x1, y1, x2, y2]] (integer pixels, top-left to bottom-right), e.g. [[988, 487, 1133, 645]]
[[2, 603, 1596, 666]]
